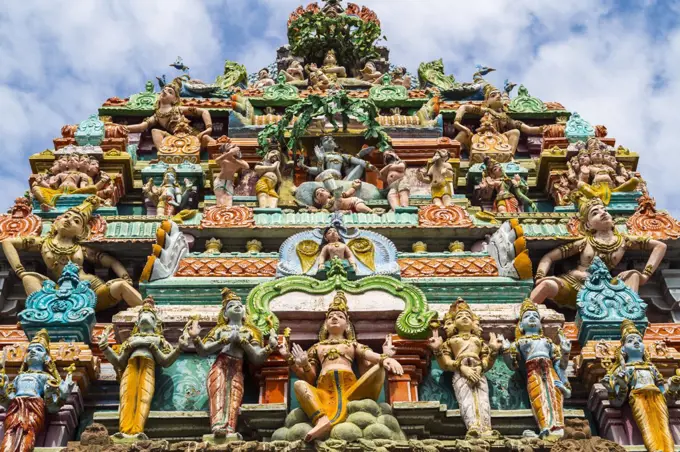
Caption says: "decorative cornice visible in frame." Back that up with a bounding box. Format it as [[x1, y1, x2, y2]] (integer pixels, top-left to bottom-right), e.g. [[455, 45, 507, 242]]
[[175, 257, 277, 277], [398, 257, 498, 277]]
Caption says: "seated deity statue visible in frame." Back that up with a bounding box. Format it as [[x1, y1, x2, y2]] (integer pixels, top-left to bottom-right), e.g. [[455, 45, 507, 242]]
[[428, 299, 503, 437], [379, 150, 410, 209], [502, 299, 571, 438], [283, 60, 306, 83], [254, 144, 285, 208], [358, 62, 382, 84], [98, 298, 180, 440], [474, 157, 535, 213], [126, 79, 216, 151], [180, 289, 278, 439], [313, 183, 373, 214], [0, 329, 75, 452], [417, 149, 454, 207], [453, 84, 543, 154], [213, 142, 249, 207], [531, 197, 666, 308], [576, 138, 639, 205], [306, 62, 333, 90], [321, 50, 347, 80], [601, 320, 676, 452], [2, 196, 144, 311], [390, 66, 412, 88], [314, 226, 358, 272], [277, 292, 403, 442], [297, 136, 377, 194], [250, 68, 276, 90]]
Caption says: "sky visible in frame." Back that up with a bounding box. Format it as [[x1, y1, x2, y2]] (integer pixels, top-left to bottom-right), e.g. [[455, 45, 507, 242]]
[[1, 0, 679, 215]]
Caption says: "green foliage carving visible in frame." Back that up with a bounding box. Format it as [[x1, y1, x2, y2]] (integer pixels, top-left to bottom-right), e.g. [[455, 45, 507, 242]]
[[417, 59, 458, 90], [263, 73, 300, 102], [257, 89, 391, 156], [215, 60, 248, 90], [507, 85, 546, 113], [246, 263, 436, 339]]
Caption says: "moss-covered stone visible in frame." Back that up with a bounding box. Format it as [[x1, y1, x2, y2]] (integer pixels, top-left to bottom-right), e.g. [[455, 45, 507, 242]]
[[347, 399, 381, 417], [376, 414, 400, 433], [271, 427, 289, 441], [379, 403, 393, 416], [346, 411, 377, 430], [284, 408, 310, 428], [287, 422, 314, 441], [363, 423, 393, 440], [330, 422, 363, 442]]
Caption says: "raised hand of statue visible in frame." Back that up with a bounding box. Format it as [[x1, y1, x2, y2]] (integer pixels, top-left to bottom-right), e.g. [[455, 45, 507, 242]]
[[296, 156, 307, 170], [382, 357, 404, 375], [488, 332, 504, 353], [277, 331, 291, 358], [291, 343, 309, 368], [267, 329, 279, 350], [428, 328, 443, 351], [228, 327, 241, 345], [501, 337, 512, 351], [382, 334, 396, 358], [416, 169, 427, 183], [128, 335, 147, 349], [98, 326, 113, 350], [557, 328, 572, 354]]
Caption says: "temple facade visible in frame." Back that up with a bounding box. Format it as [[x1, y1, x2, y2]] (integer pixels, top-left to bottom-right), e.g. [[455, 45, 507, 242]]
[[1, 1, 680, 451]]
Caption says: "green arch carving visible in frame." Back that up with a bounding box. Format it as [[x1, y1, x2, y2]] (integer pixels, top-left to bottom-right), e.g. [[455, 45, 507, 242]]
[[246, 271, 436, 339]]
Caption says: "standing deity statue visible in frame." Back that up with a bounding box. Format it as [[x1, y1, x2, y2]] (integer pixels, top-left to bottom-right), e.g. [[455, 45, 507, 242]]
[[143, 168, 194, 216], [453, 84, 543, 154], [502, 299, 571, 438], [428, 299, 503, 437], [213, 142, 249, 207], [180, 289, 278, 439], [601, 320, 676, 452], [531, 198, 667, 308], [0, 329, 75, 452], [417, 149, 454, 207], [474, 157, 535, 213], [126, 80, 216, 151], [98, 297, 180, 440], [379, 150, 410, 209], [277, 292, 404, 442], [254, 145, 285, 209], [2, 196, 143, 311]]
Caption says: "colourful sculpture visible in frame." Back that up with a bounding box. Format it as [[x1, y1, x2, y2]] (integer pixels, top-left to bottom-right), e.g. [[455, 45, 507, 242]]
[[180, 289, 278, 439], [254, 144, 285, 208], [417, 149, 454, 207], [250, 68, 276, 89], [428, 298, 503, 437], [315, 225, 358, 273], [143, 167, 195, 217], [98, 297, 180, 440], [0, 329, 75, 452], [277, 292, 403, 442], [378, 149, 410, 209], [2, 196, 143, 311], [213, 142, 249, 207], [600, 320, 675, 452], [311, 182, 373, 213], [474, 157, 535, 213], [502, 299, 571, 438], [531, 198, 667, 308]]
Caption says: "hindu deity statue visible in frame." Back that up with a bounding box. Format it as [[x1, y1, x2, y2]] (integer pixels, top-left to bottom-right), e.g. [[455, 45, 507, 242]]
[[98, 297, 180, 440], [283, 60, 305, 83], [390, 66, 412, 88], [428, 298, 503, 437], [358, 62, 382, 84], [2, 196, 143, 311], [250, 68, 276, 90], [474, 157, 535, 213], [599, 320, 675, 451], [453, 84, 543, 154], [306, 63, 332, 91], [297, 135, 377, 193], [315, 226, 358, 273], [312, 183, 373, 214], [126, 79, 216, 151], [143, 167, 193, 216], [179, 289, 278, 439], [531, 197, 667, 308], [502, 299, 571, 438], [320, 50, 347, 81], [30, 154, 105, 211], [379, 149, 409, 209], [0, 329, 75, 452], [417, 149, 454, 207], [254, 144, 286, 208], [277, 292, 404, 442], [213, 142, 249, 207]]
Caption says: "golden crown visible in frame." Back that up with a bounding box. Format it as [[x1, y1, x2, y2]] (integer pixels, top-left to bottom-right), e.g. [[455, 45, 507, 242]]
[[620, 320, 642, 341], [444, 298, 474, 322], [578, 197, 605, 223], [519, 298, 539, 318], [327, 291, 349, 317], [221, 288, 241, 306], [68, 195, 102, 224], [29, 329, 51, 350], [141, 296, 157, 313]]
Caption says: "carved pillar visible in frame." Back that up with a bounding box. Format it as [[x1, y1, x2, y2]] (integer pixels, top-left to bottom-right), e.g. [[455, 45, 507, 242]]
[[587, 384, 633, 445], [385, 335, 430, 404], [41, 388, 85, 447], [257, 354, 290, 405]]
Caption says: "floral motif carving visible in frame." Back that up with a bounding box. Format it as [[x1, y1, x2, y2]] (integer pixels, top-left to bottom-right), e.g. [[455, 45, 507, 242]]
[[0, 198, 42, 241], [418, 204, 473, 227], [626, 195, 680, 240], [398, 257, 498, 277], [175, 257, 277, 277], [200, 205, 254, 228], [158, 133, 201, 164], [87, 215, 107, 241]]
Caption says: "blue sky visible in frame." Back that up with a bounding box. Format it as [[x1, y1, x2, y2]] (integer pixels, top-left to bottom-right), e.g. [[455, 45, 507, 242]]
[[1, 0, 679, 215]]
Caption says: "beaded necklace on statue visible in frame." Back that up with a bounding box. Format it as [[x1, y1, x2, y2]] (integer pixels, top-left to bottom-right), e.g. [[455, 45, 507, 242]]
[[44, 236, 80, 256], [587, 231, 623, 267]]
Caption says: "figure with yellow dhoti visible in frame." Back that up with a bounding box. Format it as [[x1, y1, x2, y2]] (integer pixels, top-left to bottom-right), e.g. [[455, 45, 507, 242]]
[[501, 299, 571, 438], [277, 292, 404, 442], [417, 148, 454, 207], [428, 298, 504, 437], [530, 197, 667, 309], [30, 154, 98, 211], [474, 157, 536, 213], [179, 289, 278, 439], [2, 195, 144, 311], [0, 329, 75, 452], [601, 320, 676, 452], [98, 297, 180, 440], [254, 144, 285, 208]]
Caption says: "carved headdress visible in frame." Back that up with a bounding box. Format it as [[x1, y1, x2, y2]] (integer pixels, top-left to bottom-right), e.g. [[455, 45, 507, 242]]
[[443, 298, 482, 337], [606, 320, 651, 375], [48, 195, 103, 241], [19, 329, 61, 382], [204, 288, 263, 346], [319, 291, 356, 341], [620, 320, 642, 342], [516, 298, 543, 338]]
